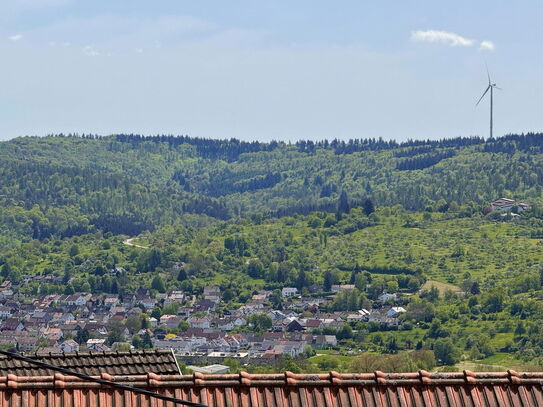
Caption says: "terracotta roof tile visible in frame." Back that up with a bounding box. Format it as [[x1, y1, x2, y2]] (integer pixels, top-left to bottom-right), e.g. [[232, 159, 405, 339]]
[[0, 370, 540, 406], [0, 349, 180, 376]]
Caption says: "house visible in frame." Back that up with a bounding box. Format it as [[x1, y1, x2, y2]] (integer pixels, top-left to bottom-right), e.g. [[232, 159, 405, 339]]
[[0, 281, 11, 290], [196, 337, 232, 353], [59, 323, 81, 339], [368, 310, 400, 327], [299, 298, 324, 310], [187, 364, 230, 375], [17, 336, 40, 352], [127, 307, 142, 317], [66, 293, 90, 307], [268, 310, 286, 321], [29, 310, 52, 324], [109, 306, 126, 317], [178, 307, 192, 318], [302, 319, 323, 330], [387, 306, 407, 317], [0, 306, 12, 319], [242, 302, 265, 313], [292, 333, 337, 349], [203, 286, 221, 302], [281, 287, 298, 298], [251, 291, 270, 303], [378, 293, 397, 302], [0, 290, 14, 298], [59, 339, 80, 353], [1, 318, 24, 331], [358, 309, 371, 318], [56, 313, 75, 323], [137, 296, 156, 310], [43, 327, 63, 341], [159, 314, 177, 325], [231, 317, 246, 327], [103, 295, 120, 309], [84, 322, 108, 337], [169, 291, 185, 304], [272, 341, 307, 358], [163, 316, 183, 329], [331, 284, 355, 292], [346, 313, 366, 322], [187, 317, 211, 329], [286, 319, 304, 332], [216, 316, 246, 331], [172, 262, 186, 272], [86, 338, 109, 351], [323, 335, 338, 348], [194, 299, 216, 313], [224, 335, 241, 351], [153, 336, 206, 351], [490, 198, 530, 212], [136, 288, 151, 297], [230, 333, 248, 348], [215, 318, 234, 331]]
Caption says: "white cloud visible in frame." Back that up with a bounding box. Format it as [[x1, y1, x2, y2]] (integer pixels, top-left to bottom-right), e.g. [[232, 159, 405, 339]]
[[8, 34, 23, 42], [479, 40, 495, 51], [83, 45, 99, 57], [411, 30, 474, 47]]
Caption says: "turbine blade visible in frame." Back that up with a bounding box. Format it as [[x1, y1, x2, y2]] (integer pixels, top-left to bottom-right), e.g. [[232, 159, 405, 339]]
[[494, 85, 503, 90], [485, 62, 491, 85], [476, 85, 491, 106]]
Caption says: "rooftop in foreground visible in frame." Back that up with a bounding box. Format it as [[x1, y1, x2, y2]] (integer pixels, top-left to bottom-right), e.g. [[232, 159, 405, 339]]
[[0, 370, 541, 406], [0, 349, 180, 376]]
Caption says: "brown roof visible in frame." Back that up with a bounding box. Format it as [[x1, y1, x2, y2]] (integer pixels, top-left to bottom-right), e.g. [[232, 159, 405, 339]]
[[0, 370, 540, 406], [0, 349, 180, 376]]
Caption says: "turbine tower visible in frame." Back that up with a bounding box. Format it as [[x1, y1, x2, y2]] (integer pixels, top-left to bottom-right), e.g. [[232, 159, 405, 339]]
[[476, 65, 501, 138]]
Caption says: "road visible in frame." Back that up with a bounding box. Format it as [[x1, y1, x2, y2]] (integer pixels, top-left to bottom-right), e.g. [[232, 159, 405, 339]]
[[122, 238, 150, 249]]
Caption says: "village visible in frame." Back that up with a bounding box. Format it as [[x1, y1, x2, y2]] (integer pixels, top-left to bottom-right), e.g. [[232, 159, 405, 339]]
[[0, 197, 528, 369], [0, 277, 410, 367]]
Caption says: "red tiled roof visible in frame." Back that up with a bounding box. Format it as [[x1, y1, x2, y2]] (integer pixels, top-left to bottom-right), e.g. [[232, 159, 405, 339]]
[[0, 370, 541, 406], [0, 350, 180, 376]]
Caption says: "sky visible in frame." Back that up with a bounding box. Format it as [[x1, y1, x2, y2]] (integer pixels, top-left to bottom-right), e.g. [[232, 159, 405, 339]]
[[0, 1, 542, 142]]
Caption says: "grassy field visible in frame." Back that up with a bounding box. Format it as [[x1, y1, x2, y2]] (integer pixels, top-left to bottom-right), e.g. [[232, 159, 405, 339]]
[[308, 351, 536, 373], [455, 353, 539, 372], [308, 353, 356, 371]]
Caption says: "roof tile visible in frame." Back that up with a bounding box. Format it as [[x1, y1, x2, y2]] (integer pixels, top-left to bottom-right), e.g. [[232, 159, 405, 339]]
[[0, 370, 540, 406], [0, 350, 180, 376]]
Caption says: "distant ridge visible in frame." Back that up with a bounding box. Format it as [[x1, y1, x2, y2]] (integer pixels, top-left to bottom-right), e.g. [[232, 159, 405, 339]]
[[37, 131, 543, 156]]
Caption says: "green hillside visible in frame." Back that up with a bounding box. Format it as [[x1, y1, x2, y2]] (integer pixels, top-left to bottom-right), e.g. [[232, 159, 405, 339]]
[[2, 133, 543, 369], [1, 133, 543, 246]]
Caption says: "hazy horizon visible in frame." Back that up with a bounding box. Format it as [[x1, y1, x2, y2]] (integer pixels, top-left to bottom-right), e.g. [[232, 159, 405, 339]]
[[2, 131, 539, 145]]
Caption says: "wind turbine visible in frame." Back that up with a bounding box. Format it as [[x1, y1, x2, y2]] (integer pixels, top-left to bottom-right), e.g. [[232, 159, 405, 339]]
[[476, 65, 501, 138]]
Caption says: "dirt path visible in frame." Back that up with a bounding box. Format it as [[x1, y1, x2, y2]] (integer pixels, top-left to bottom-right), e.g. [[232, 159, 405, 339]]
[[123, 238, 150, 249]]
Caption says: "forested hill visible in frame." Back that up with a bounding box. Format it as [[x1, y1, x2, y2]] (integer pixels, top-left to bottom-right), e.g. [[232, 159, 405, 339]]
[[1, 133, 543, 243]]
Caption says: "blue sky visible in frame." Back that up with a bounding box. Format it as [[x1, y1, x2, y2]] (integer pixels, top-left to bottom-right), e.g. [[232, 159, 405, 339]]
[[1, 1, 542, 141]]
